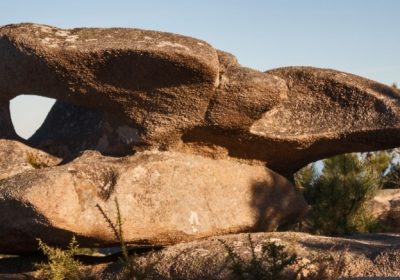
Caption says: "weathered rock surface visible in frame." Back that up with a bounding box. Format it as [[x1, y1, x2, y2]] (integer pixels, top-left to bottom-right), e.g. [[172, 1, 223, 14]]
[[0, 23, 220, 147], [0, 139, 60, 180], [128, 232, 400, 279], [0, 151, 307, 254], [2, 22, 400, 258], [2, 232, 400, 279], [264, 67, 400, 174], [1, 24, 399, 175]]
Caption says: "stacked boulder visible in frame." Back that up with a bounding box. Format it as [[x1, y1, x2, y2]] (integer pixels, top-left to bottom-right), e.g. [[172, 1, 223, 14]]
[[0, 23, 399, 254]]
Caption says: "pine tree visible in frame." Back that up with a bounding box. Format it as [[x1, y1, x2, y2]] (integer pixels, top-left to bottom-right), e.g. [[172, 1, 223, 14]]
[[295, 152, 390, 236]]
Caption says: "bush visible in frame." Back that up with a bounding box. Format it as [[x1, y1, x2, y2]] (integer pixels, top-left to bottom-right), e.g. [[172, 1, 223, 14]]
[[35, 236, 83, 280], [219, 234, 298, 280]]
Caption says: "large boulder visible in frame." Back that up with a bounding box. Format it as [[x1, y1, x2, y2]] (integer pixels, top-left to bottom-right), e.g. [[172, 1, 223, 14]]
[[0, 151, 307, 254]]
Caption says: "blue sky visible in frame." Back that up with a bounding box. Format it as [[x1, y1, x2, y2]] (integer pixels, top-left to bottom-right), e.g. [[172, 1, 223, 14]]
[[1, 0, 399, 138]]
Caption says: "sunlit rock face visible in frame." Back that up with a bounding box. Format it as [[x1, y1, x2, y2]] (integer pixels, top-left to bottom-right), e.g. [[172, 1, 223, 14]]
[[0, 23, 399, 253]]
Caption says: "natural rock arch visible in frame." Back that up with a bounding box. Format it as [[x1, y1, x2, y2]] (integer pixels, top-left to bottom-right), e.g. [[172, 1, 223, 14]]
[[0, 23, 400, 253]]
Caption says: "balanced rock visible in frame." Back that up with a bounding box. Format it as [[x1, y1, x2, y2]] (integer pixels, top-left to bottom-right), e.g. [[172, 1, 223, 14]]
[[1, 23, 400, 254], [0, 151, 306, 254]]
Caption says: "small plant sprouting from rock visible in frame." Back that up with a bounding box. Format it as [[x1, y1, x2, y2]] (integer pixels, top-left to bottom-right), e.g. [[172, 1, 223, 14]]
[[35, 236, 83, 280], [219, 234, 297, 280], [96, 198, 131, 269], [26, 152, 49, 169], [96, 198, 161, 279]]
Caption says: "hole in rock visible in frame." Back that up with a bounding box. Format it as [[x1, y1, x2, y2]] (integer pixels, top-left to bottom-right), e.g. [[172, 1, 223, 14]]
[[10, 95, 56, 140]]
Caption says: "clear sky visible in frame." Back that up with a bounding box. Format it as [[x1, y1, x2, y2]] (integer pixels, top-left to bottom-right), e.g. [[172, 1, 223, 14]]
[[1, 0, 399, 138]]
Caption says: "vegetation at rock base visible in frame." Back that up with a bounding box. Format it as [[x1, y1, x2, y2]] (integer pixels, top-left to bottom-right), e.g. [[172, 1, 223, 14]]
[[34, 236, 83, 280], [218, 234, 347, 280], [295, 150, 395, 236], [219, 234, 297, 280], [26, 152, 49, 169]]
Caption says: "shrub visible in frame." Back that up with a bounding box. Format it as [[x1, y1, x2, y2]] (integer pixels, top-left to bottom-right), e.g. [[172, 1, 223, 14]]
[[35, 236, 83, 280], [219, 234, 298, 280]]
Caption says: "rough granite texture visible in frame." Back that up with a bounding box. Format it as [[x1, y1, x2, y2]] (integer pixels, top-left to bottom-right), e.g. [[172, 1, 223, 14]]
[[2, 232, 400, 279], [1, 24, 399, 175], [0, 151, 307, 254], [1, 23, 400, 257]]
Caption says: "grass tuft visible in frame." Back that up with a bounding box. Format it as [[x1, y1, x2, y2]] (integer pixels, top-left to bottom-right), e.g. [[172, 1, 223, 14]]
[[26, 152, 49, 169]]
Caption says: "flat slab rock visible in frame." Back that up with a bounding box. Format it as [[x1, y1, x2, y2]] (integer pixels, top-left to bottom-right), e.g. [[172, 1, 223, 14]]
[[2, 232, 400, 279], [0, 150, 307, 254]]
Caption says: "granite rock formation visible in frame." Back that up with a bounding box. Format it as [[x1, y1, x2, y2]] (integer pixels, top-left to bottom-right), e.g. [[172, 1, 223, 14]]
[[0, 23, 400, 253], [1, 24, 399, 174], [2, 232, 400, 279]]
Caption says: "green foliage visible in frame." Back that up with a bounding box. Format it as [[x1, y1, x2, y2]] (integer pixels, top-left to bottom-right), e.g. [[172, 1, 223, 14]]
[[297, 153, 385, 236], [35, 236, 83, 280], [219, 234, 297, 280], [26, 152, 49, 169]]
